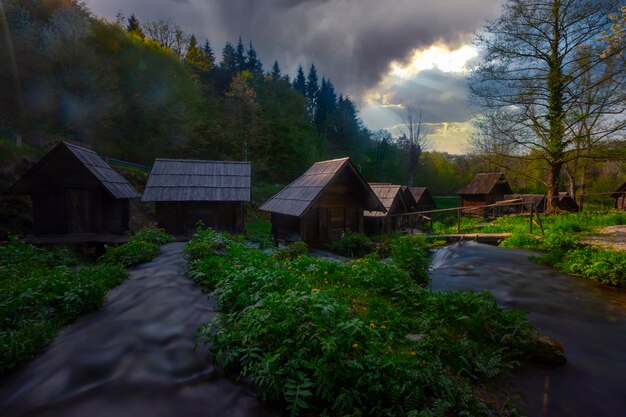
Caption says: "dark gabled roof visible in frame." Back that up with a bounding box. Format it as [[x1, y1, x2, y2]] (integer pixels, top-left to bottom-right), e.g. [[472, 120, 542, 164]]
[[457, 172, 512, 196], [4, 142, 140, 199], [141, 159, 251, 202], [260, 157, 385, 217], [611, 182, 626, 198], [364, 184, 406, 217]]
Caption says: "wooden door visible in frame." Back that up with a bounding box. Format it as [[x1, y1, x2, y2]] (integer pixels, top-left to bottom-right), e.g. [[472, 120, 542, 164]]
[[65, 189, 92, 233]]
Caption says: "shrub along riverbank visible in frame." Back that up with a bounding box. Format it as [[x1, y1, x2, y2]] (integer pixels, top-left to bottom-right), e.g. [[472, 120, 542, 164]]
[[433, 211, 626, 287], [185, 229, 549, 416], [0, 228, 173, 376]]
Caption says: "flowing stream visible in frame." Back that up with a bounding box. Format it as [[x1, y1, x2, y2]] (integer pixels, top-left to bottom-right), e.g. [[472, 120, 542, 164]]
[[430, 242, 626, 417], [0, 243, 272, 417]]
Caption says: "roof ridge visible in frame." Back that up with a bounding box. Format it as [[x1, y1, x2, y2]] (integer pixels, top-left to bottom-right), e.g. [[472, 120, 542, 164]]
[[154, 158, 251, 164]]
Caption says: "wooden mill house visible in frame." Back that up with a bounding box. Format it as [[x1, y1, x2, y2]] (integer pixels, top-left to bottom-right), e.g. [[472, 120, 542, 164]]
[[142, 159, 250, 237], [3, 142, 140, 242], [364, 184, 408, 235], [260, 157, 385, 245], [612, 182, 626, 210], [457, 172, 513, 211], [406, 186, 437, 212]]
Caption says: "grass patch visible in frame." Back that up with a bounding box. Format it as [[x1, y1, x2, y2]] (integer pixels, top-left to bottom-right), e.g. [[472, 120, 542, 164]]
[[0, 227, 173, 375], [185, 229, 540, 416]]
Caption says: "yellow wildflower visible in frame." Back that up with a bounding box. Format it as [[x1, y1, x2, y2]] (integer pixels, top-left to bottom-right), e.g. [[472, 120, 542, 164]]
[[369, 323, 376, 328], [352, 343, 358, 349], [380, 325, 386, 329], [410, 351, 417, 356], [312, 288, 319, 292]]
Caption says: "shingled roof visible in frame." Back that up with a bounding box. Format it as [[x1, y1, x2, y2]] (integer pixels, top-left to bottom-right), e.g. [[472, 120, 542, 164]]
[[4, 142, 140, 199], [259, 157, 385, 217], [364, 184, 406, 217], [141, 159, 251, 202], [457, 172, 512, 196]]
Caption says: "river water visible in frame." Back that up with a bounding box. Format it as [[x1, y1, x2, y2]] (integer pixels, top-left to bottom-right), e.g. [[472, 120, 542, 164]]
[[430, 242, 626, 417], [0, 243, 272, 417]]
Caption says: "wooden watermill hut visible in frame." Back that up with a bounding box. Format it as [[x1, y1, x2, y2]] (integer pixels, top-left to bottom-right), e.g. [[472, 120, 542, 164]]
[[142, 159, 250, 237], [556, 192, 580, 212], [500, 194, 547, 214], [260, 157, 385, 245], [406, 186, 437, 212], [612, 182, 626, 211], [457, 172, 513, 211], [364, 184, 408, 235], [3, 142, 140, 241]]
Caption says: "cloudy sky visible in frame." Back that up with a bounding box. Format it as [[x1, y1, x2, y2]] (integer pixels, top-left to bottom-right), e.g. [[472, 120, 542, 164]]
[[84, 0, 504, 154]]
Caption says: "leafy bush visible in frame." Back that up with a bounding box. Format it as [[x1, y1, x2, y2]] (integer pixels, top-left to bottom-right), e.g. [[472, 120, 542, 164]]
[[186, 230, 539, 416], [330, 231, 372, 257], [0, 239, 126, 375], [557, 248, 626, 287], [390, 234, 430, 285], [274, 241, 309, 261], [99, 227, 173, 267], [133, 227, 175, 245]]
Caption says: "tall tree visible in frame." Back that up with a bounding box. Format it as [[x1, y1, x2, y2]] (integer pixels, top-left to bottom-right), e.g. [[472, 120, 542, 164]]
[[246, 41, 263, 76], [220, 42, 236, 74], [305, 64, 319, 116], [400, 107, 431, 187], [142, 18, 188, 57], [203, 40, 215, 68], [293, 65, 306, 95], [271, 61, 281, 81], [184, 34, 211, 74], [314, 77, 337, 137], [471, 0, 625, 212], [234, 37, 246, 72], [126, 14, 142, 37], [224, 73, 257, 160]]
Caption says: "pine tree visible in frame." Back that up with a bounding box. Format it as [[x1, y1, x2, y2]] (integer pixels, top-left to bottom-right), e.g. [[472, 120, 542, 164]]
[[126, 14, 144, 38], [246, 41, 263, 76], [315, 77, 337, 135], [293, 65, 306, 94], [203, 40, 216, 68], [271, 61, 281, 81], [235, 37, 246, 72], [305, 64, 319, 116], [221, 42, 236, 74], [184, 34, 211, 73]]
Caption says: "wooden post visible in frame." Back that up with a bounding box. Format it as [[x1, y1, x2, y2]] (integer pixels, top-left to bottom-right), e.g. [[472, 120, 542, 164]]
[[529, 204, 533, 234], [410, 215, 414, 234], [457, 208, 461, 234], [535, 211, 545, 236]]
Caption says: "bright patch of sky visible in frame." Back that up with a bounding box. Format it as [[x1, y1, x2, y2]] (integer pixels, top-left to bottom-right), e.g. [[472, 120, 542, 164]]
[[360, 44, 479, 154]]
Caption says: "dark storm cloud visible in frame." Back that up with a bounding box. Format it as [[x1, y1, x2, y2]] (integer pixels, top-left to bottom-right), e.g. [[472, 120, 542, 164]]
[[85, 0, 502, 98], [381, 69, 472, 124]]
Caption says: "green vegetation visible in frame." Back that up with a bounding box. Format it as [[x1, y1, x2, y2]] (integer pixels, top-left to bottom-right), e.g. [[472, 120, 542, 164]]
[[245, 218, 273, 249], [185, 229, 542, 416], [99, 228, 175, 267], [434, 212, 626, 286], [0, 228, 173, 375], [329, 231, 373, 257]]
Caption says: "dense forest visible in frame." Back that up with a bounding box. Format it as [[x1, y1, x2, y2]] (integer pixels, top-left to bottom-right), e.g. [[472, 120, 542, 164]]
[[0, 0, 624, 195]]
